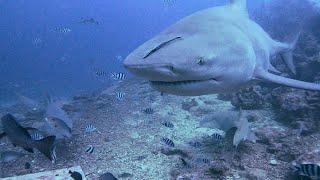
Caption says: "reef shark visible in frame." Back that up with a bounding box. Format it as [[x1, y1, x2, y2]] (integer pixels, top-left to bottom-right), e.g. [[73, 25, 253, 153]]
[[124, 0, 320, 96]]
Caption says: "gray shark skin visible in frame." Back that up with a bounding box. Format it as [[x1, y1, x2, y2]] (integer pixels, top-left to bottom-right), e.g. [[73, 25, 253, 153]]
[[123, 0, 320, 96]]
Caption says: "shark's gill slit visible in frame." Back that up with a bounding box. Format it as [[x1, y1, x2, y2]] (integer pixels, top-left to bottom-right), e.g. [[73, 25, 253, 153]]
[[143, 37, 182, 59]]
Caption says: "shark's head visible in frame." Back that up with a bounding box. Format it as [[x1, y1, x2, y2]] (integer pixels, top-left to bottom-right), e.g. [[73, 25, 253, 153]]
[[124, 32, 253, 96]]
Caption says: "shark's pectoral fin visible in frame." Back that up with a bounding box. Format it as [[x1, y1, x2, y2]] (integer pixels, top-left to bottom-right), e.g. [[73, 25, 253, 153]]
[[268, 63, 281, 74], [280, 51, 296, 75], [255, 69, 320, 91], [278, 32, 300, 75]]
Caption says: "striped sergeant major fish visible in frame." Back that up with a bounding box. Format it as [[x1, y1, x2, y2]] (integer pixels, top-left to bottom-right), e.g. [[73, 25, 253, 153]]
[[212, 133, 224, 142], [161, 137, 175, 147], [111, 72, 126, 80], [116, 92, 125, 101], [31, 132, 44, 141], [292, 162, 320, 179], [85, 145, 94, 154], [85, 124, 96, 133]]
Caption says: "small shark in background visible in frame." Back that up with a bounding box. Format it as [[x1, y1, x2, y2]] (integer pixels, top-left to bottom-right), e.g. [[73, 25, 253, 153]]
[[43, 97, 73, 140], [200, 110, 256, 147], [16, 93, 40, 111], [79, 17, 99, 25], [0, 114, 56, 162], [124, 0, 320, 96]]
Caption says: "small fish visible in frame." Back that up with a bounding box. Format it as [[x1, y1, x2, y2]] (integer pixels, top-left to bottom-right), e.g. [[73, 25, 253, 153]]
[[212, 133, 224, 141], [99, 172, 118, 180], [293, 163, 320, 179], [96, 70, 108, 77], [24, 162, 31, 169], [85, 124, 97, 133], [33, 37, 43, 46], [1, 114, 56, 161], [116, 92, 125, 101], [161, 121, 174, 128], [196, 157, 211, 164], [69, 170, 83, 180], [51, 145, 57, 163], [54, 27, 72, 34], [188, 141, 202, 148], [31, 132, 44, 141], [144, 108, 154, 114], [111, 72, 126, 80], [85, 145, 94, 154], [180, 157, 191, 168], [0, 151, 26, 163], [161, 137, 175, 147], [79, 17, 99, 25], [115, 55, 123, 61]]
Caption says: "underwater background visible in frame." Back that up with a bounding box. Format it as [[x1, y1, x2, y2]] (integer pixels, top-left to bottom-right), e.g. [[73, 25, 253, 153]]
[[1, 0, 320, 179]]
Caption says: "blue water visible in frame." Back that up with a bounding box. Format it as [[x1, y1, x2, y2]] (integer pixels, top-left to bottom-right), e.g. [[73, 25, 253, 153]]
[[0, 0, 233, 102], [0, 0, 286, 102]]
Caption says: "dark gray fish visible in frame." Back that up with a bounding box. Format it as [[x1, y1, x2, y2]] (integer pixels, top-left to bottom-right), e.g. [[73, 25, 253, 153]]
[[161, 137, 175, 147], [85, 145, 94, 154], [0, 151, 26, 163], [144, 108, 154, 114], [111, 72, 126, 80], [293, 163, 320, 179], [24, 162, 31, 169], [161, 121, 174, 128], [99, 172, 118, 180], [79, 17, 99, 25], [69, 170, 83, 180], [1, 114, 56, 161]]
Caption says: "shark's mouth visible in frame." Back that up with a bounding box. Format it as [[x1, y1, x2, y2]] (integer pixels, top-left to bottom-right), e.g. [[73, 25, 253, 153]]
[[150, 78, 218, 86]]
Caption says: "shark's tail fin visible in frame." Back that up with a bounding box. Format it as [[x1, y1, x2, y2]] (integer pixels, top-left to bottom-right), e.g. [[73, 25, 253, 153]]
[[255, 70, 320, 91], [34, 136, 56, 162], [280, 32, 300, 75]]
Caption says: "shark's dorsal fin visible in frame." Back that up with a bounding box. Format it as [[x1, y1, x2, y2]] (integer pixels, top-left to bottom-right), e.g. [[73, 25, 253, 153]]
[[230, 0, 248, 16]]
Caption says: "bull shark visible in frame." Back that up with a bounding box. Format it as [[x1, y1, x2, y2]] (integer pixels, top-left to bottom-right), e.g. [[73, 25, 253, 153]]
[[123, 0, 320, 96]]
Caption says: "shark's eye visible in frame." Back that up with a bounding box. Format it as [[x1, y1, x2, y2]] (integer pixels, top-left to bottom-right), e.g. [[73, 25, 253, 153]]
[[197, 57, 205, 65]]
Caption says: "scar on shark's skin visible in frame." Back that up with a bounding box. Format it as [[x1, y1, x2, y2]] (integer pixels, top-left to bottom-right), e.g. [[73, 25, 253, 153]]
[[124, 0, 320, 96], [143, 37, 182, 59]]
